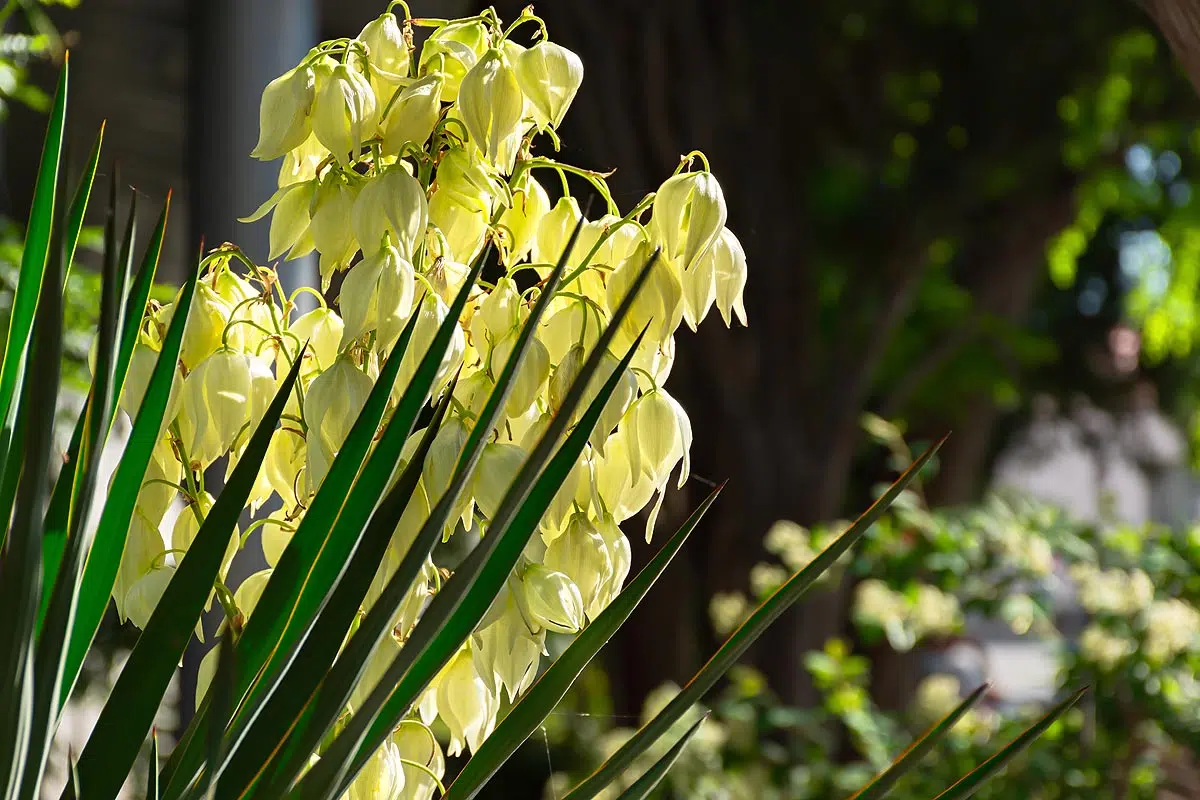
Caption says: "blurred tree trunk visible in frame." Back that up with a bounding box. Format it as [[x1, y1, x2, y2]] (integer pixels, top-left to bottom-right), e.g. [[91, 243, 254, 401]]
[[1141, 0, 1200, 94]]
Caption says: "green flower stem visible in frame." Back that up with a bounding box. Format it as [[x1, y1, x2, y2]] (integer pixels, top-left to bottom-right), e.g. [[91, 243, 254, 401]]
[[560, 193, 655, 290]]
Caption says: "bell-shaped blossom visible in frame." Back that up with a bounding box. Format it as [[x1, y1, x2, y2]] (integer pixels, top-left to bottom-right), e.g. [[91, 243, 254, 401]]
[[359, 12, 410, 86], [125, 563, 176, 630], [418, 20, 488, 101], [347, 737, 405, 800], [338, 239, 416, 351], [458, 48, 525, 169], [650, 169, 727, 272], [135, 436, 181, 527], [260, 512, 300, 568], [251, 63, 317, 161], [278, 134, 328, 188], [113, 509, 169, 623], [304, 354, 374, 492], [498, 173, 549, 264], [166, 281, 237, 371], [488, 330, 549, 417], [469, 275, 521, 354], [178, 349, 273, 467], [473, 593, 545, 702], [712, 227, 748, 327], [308, 174, 361, 285], [391, 291, 466, 403], [171, 492, 239, 583], [119, 341, 183, 438], [532, 195, 582, 265], [421, 415, 473, 534], [352, 166, 428, 260], [515, 41, 583, 129], [381, 74, 444, 156], [473, 441, 526, 520], [264, 427, 307, 512], [435, 643, 499, 756], [606, 241, 683, 348], [624, 387, 692, 490], [594, 515, 632, 610], [515, 562, 585, 634], [311, 62, 378, 165], [545, 513, 613, 620], [287, 306, 344, 377], [392, 722, 445, 800], [590, 429, 656, 524]]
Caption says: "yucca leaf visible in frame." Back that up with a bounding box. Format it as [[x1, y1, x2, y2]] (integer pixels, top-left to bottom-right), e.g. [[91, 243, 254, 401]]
[[147, 729, 160, 800], [444, 485, 724, 800], [310, 290, 656, 800], [59, 125, 105, 285], [161, 258, 478, 795], [0, 57, 67, 536], [0, 151, 66, 799], [58, 257, 197, 710], [23, 167, 133, 799], [198, 634, 236, 800], [848, 683, 990, 800], [562, 437, 947, 800], [613, 713, 709, 800], [931, 687, 1087, 800], [69, 348, 306, 798], [260, 225, 584, 797], [40, 190, 169, 631], [211, 385, 454, 798]]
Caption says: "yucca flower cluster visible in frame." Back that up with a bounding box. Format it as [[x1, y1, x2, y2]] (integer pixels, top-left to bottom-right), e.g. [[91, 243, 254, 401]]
[[108, 4, 746, 795]]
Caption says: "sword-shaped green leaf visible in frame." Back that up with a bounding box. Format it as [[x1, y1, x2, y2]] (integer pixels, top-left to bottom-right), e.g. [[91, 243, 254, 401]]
[[613, 713, 709, 800], [562, 437, 947, 800]]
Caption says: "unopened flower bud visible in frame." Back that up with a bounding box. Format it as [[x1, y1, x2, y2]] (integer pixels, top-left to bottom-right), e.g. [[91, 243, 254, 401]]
[[459, 48, 525, 169], [338, 239, 416, 351], [251, 64, 317, 161], [304, 354, 374, 492], [435, 643, 498, 756], [546, 514, 613, 620], [515, 41, 583, 130], [515, 562, 585, 634], [311, 62, 378, 165], [651, 169, 727, 273], [712, 227, 748, 327], [381, 73, 444, 156]]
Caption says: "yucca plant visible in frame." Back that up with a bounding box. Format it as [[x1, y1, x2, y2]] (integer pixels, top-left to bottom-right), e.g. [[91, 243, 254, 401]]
[[0, 6, 1084, 799]]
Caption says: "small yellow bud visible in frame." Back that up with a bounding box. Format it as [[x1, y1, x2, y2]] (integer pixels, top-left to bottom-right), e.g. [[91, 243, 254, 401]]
[[651, 169, 728, 272], [311, 62, 378, 165], [515, 562, 585, 635], [304, 354, 374, 492], [458, 48, 525, 169], [380, 73, 444, 156], [251, 64, 317, 161], [338, 240, 416, 351], [515, 41, 583, 130]]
